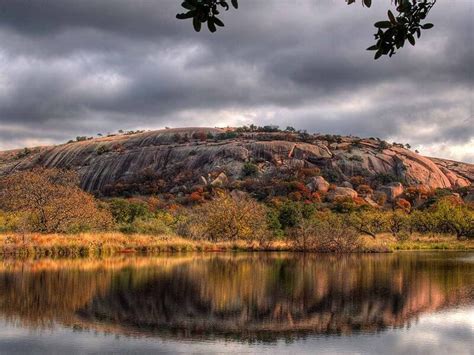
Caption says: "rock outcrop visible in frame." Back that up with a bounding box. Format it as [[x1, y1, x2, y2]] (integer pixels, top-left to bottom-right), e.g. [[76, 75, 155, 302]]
[[0, 127, 472, 194], [327, 187, 359, 201], [308, 176, 330, 193], [377, 182, 404, 202]]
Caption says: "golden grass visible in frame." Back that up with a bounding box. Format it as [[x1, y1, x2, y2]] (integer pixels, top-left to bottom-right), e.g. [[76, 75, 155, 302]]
[[361, 233, 474, 251], [0, 232, 293, 258], [0, 232, 472, 258]]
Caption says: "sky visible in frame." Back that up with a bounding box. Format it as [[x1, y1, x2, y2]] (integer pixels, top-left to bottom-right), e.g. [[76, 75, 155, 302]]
[[0, 0, 472, 162]]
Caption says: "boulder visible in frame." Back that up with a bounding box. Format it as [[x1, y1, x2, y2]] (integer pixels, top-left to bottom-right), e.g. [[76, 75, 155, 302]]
[[378, 182, 404, 202], [328, 187, 358, 201], [341, 181, 353, 189], [363, 197, 380, 208], [210, 172, 228, 187], [309, 176, 330, 193]]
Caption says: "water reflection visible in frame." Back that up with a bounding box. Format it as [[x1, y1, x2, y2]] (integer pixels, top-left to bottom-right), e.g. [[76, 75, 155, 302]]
[[0, 253, 472, 343]]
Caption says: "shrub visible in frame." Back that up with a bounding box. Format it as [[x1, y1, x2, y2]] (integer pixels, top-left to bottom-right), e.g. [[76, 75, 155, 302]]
[[349, 210, 387, 238], [119, 212, 175, 235], [241, 162, 259, 177], [108, 198, 151, 224], [96, 145, 110, 155], [386, 210, 410, 237], [371, 173, 401, 187], [409, 210, 437, 235], [16, 147, 32, 159], [0, 168, 112, 233], [395, 198, 411, 212], [357, 184, 373, 196], [289, 212, 360, 252], [332, 196, 360, 213], [278, 201, 303, 229], [433, 198, 474, 240], [180, 193, 269, 243], [350, 176, 367, 188], [373, 191, 388, 206]]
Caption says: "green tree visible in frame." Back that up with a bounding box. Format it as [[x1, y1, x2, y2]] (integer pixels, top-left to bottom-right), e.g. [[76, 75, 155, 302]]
[[433, 199, 474, 240], [108, 198, 151, 224]]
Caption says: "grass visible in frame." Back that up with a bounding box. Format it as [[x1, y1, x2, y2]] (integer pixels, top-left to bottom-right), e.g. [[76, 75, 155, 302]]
[[0, 232, 472, 258], [361, 233, 474, 251]]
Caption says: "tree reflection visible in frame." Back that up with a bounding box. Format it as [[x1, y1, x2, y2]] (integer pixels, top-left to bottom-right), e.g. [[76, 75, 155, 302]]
[[0, 253, 471, 342]]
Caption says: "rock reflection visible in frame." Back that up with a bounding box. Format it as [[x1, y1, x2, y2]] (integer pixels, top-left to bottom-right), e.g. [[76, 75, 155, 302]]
[[0, 253, 472, 341]]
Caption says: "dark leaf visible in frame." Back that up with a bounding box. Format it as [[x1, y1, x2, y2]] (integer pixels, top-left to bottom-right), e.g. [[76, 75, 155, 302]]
[[176, 11, 196, 20], [388, 10, 397, 24], [208, 18, 217, 33], [181, 1, 195, 10], [374, 21, 392, 28], [193, 16, 201, 32], [213, 17, 225, 27], [421, 23, 434, 29]]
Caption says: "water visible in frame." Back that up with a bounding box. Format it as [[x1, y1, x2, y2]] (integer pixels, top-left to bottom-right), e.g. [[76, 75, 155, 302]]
[[0, 252, 472, 354]]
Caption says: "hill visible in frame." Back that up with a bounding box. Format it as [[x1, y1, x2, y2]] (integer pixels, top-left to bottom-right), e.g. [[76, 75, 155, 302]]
[[0, 127, 472, 199]]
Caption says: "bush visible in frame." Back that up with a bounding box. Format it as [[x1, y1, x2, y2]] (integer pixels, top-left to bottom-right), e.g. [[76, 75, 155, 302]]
[[433, 198, 474, 240], [332, 196, 360, 213], [119, 213, 175, 235], [108, 198, 151, 224], [386, 210, 410, 237], [278, 201, 303, 229], [409, 210, 437, 235], [289, 212, 360, 252], [96, 145, 110, 155], [0, 168, 112, 233], [241, 162, 259, 177], [179, 193, 269, 243], [371, 173, 401, 187], [349, 210, 387, 238]]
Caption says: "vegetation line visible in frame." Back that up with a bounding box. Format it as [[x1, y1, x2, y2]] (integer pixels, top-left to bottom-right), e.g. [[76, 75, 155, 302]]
[[0, 232, 472, 259]]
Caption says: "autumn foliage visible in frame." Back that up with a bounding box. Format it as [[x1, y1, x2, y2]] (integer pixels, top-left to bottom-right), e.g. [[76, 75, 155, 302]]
[[0, 168, 112, 233]]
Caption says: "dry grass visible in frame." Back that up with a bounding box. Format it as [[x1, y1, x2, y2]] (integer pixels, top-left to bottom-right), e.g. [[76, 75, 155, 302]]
[[361, 233, 474, 251], [0, 232, 292, 258], [0, 232, 472, 258]]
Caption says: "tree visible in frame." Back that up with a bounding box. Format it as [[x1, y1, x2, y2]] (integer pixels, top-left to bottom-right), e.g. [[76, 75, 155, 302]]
[[433, 198, 474, 240], [108, 198, 151, 224], [176, 0, 436, 59], [0, 168, 112, 233], [181, 192, 269, 243], [349, 210, 387, 238]]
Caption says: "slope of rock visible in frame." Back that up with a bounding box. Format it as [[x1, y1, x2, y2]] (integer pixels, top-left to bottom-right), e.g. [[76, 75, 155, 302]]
[[0, 127, 471, 194]]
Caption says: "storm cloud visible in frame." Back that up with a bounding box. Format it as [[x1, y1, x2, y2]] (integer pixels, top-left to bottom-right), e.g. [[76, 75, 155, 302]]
[[0, 0, 472, 161]]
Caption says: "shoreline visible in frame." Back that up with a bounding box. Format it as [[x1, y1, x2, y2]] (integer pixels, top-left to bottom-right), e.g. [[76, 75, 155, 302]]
[[0, 232, 473, 258]]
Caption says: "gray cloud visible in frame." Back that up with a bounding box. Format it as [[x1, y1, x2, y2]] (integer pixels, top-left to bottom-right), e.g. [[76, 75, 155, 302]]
[[0, 0, 472, 161]]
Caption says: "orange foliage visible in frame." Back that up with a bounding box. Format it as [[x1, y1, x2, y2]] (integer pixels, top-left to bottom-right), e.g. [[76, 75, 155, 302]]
[[0, 168, 112, 233], [357, 184, 373, 196], [395, 198, 411, 212], [350, 175, 367, 188]]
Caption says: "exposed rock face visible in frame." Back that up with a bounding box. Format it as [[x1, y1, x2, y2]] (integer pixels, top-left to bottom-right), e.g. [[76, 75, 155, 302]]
[[328, 187, 358, 201], [210, 172, 228, 187], [378, 182, 404, 202], [0, 127, 472, 194], [308, 176, 330, 193]]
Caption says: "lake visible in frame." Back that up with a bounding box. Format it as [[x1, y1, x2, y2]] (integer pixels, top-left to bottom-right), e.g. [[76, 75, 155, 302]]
[[0, 252, 472, 354]]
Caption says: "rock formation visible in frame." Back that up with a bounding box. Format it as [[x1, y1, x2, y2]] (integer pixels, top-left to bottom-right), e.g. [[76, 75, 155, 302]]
[[0, 127, 471, 195]]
